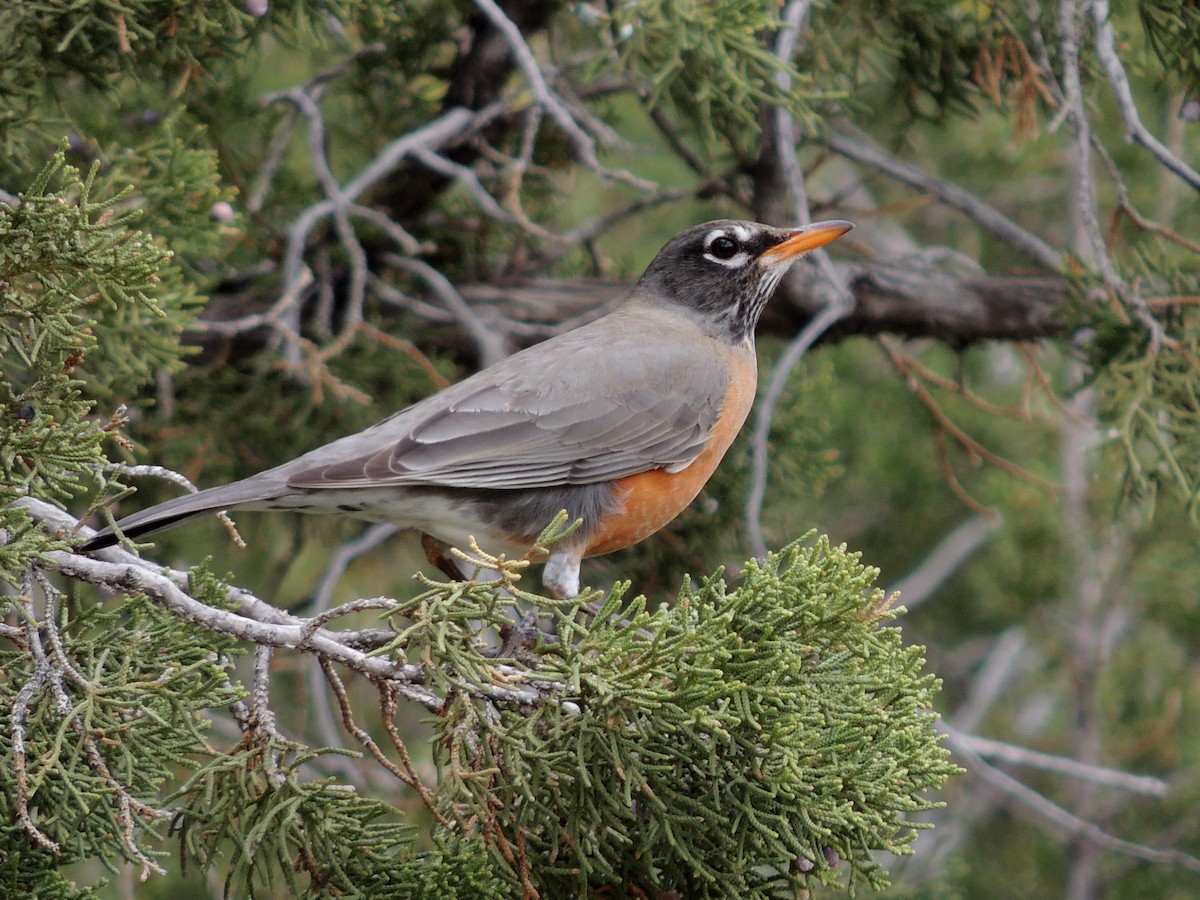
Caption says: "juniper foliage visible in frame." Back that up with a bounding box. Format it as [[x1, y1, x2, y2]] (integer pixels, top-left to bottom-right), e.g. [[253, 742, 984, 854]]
[[422, 533, 956, 897]]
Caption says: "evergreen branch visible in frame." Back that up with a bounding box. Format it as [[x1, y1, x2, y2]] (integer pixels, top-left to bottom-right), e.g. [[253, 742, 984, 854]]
[[11, 657, 58, 854], [53, 545, 432, 695], [23, 499, 422, 681], [17, 499, 559, 715], [249, 645, 282, 749], [6, 566, 219, 878]]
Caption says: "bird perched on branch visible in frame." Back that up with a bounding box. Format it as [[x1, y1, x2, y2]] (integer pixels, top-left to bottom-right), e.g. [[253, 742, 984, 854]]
[[83, 219, 853, 597]]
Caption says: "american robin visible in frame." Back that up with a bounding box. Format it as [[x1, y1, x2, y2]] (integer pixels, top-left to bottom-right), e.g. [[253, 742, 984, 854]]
[[83, 218, 853, 598]]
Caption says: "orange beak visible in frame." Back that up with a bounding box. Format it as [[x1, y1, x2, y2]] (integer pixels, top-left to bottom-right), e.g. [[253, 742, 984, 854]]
[[760, 220, 854, 265]]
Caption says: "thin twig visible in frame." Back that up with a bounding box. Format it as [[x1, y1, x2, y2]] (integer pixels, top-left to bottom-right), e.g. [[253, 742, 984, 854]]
[[880, 338, 1060, 495], [1056, 0, 1166, 349], [888, 515, 999, 609], [942, 723, 1169, 797], [470, 0, 655, 191], [952, 738, 1200, 873], [310, 523, 401, 616], [745, 296, 852, 560], [379, 683, 447, 822], [1092, 139, 1200, 255], [1090, 0, 1200, 192], [826, 129, 1063, 270], [412, 147, 516, 225], [386, 254, 512, 367], [744, 0, 854, 561]]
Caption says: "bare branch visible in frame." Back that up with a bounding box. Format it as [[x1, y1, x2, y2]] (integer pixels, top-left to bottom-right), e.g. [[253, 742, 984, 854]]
[[771, 0, 816, 226], [951, 736, 1200, 874], [888, 515, 1000, 609], [826, 129, 1063, 270], [469, 0, 655, 191], [411, 147, 516, 225], [99, 462, 201, 496], [744, 295, 853, 561], [743, 0, 855, 561], [265, 104, 503, 346], [1091, 0, 1200, 192], [386, 254, 513, 367], [942, 724, 1169, 797], [1056, 0, 1166, 349], [951, 627, 1029, 734]]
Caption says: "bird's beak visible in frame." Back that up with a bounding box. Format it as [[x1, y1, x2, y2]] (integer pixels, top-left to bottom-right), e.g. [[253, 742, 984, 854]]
[[760, 220, 854, 265]]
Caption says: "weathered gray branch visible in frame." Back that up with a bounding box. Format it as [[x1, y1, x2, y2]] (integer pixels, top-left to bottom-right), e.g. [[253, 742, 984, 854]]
[[453, 261, 1067, 351]]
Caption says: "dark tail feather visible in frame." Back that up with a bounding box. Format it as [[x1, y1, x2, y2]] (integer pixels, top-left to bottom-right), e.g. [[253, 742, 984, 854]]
[[81, 477, 286, 551]]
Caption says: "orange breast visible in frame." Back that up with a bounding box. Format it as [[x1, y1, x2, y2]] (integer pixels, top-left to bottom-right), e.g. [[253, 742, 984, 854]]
[[583, 349, 757, 557]]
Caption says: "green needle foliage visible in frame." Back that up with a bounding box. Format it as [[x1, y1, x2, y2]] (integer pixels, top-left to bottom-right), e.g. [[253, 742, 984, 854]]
[[173, 742, 510, 899], [431, 534, 957, 897], [0, 147, 201, 574], [1, 594, 238, 836], [597, 0, 818, 148], [1075, 262, 1200, 516], [0, 587, 241, 897], [1137, 0, 1200, 94]]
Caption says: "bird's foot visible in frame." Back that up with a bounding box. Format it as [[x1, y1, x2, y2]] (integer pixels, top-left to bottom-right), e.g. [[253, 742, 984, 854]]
[[497, 609, 547, 657]]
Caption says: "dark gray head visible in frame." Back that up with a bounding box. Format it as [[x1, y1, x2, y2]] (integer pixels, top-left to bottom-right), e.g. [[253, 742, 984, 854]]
[[634, 219, 854, 342]]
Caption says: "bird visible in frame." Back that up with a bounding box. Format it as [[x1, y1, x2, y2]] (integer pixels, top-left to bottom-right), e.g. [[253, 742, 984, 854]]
[[82, 218, 853, 598]]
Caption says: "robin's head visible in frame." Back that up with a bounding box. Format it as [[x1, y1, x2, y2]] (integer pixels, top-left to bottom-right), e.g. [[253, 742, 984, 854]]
[[635, 219, 853, 342]]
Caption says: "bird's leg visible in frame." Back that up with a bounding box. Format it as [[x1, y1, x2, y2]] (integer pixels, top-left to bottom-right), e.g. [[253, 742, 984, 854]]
[[420, 532, 544, 655], [493, 542, 583, 655], [540, 543, 650, 638], [420, 533, 467, 582], [542, 545, 583, 601]]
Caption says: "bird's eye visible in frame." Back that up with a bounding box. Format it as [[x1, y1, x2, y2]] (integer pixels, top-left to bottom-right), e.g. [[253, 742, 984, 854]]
[[709, 236, 739, 259]]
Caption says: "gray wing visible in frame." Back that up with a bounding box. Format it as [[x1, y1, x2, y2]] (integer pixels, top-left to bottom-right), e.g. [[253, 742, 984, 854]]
[[284, 325, 731, 491]]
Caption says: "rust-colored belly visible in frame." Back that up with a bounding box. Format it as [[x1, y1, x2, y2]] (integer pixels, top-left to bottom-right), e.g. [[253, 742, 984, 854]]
[[583, 351, 757, 558]]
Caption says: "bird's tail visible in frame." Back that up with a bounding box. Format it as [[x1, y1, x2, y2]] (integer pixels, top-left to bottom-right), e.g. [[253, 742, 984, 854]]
[[81, 476, 287, 551]]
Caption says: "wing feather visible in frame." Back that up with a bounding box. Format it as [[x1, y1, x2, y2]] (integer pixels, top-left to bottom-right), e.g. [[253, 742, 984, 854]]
[[283, 308, 736, 491]]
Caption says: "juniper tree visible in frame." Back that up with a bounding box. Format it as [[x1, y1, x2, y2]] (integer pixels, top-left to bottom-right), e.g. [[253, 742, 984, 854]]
[[2, 0, 1198, 897]]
